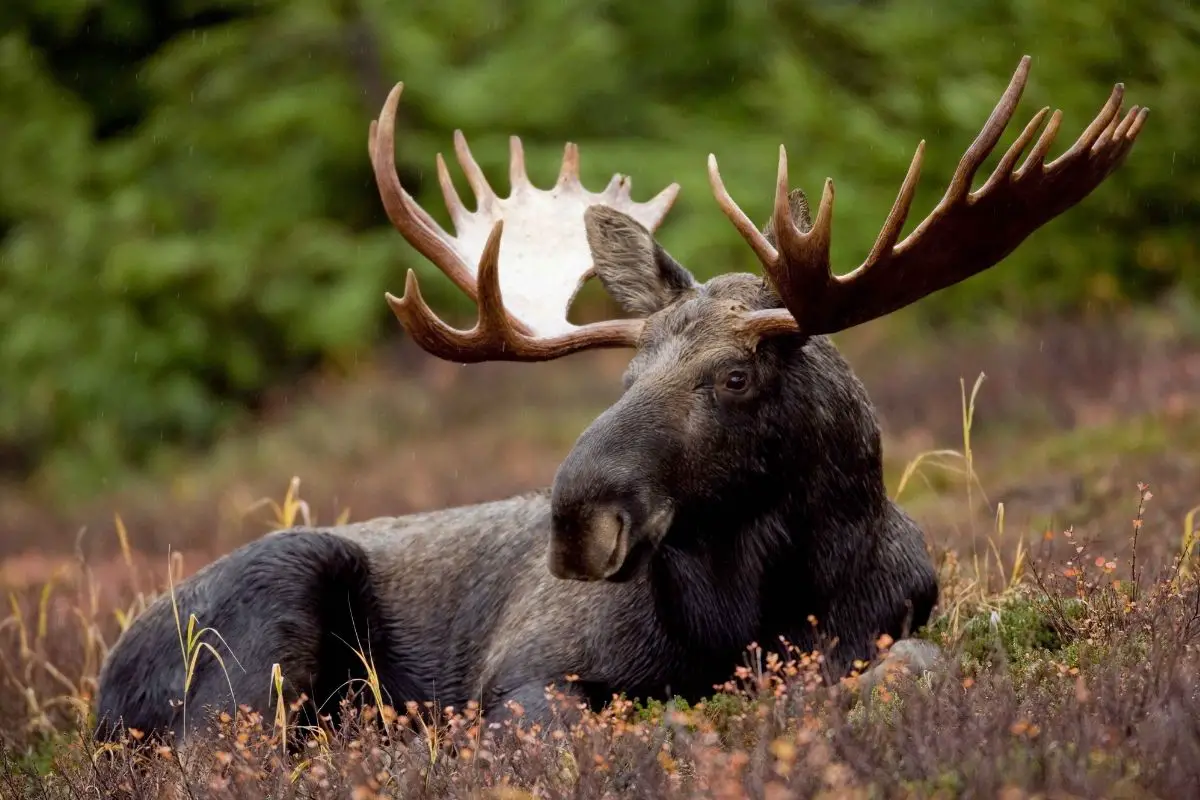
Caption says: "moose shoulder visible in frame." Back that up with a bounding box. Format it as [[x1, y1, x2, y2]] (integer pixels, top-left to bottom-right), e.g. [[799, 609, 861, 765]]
[[95, 55, 1146, 743]]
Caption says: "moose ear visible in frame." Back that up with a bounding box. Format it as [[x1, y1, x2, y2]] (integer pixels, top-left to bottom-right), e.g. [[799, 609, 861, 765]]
[[584, 205, 697, 318]]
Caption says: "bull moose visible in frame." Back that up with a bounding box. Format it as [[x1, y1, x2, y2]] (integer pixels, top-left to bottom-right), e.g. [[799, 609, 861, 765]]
[[95, 56, 1146, 742]]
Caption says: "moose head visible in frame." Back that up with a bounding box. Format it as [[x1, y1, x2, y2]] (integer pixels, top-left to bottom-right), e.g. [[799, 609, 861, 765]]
[[368, 56, 1145, 583]]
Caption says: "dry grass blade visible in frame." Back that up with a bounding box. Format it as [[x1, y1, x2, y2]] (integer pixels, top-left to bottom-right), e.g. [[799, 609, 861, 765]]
[[167, 551, 243, 738]]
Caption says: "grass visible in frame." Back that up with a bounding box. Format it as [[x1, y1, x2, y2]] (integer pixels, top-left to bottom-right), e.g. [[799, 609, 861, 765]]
[[168, 560, 241, 740], [1, 523, 1197, 798]]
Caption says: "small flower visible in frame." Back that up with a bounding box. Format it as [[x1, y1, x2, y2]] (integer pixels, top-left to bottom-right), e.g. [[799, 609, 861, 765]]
[[1010, 719, 1040, 737]]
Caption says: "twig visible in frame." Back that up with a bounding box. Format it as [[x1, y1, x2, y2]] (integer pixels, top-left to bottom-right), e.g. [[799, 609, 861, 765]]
[[1025, 556, 1077, 636], [1131, 482, 1152, 603]]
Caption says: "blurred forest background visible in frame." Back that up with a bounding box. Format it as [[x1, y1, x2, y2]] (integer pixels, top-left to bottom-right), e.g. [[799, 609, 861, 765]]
[[1, 0, 1198, 552]]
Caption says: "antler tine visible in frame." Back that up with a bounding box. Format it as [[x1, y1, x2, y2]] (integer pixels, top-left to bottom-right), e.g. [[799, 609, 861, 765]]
[[370, 84, 478, 301], [640, 181, 682, 231], [942, 55, 1031, 203], [975, 107, 1050, 197], [1053, 82, 1123, 165], [1109, 105, 1144, 147], [436, 152, 470, 231], [453, 130, 499, 213], [853, 139, 927, 277], [1124, 105, 1150, 141], [373, 120, 452, 239], [385, 270, 476, 358], [600, 173, 626, 202], [764, 145, 835, 322], [728, 55, 1147, 342], [1016, 109, 1064, 179], [509, 136, 531, 193], [707, 153, 780, 267], [474, 221, 520, 337], [557, 143, 582, 189]]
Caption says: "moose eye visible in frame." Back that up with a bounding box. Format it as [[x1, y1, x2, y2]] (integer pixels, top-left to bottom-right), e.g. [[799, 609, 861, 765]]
[[722, 370, 749, 393]]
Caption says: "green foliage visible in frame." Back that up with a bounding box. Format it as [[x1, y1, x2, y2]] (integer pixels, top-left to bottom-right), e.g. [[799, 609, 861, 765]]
[[3, 731, 69, 778], [2, 0, 1198, 490], [923, 594, 1089, 673], [958, 598, 1068, 666]]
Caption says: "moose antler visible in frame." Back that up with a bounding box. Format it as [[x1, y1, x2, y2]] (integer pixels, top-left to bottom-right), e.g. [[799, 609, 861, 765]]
[[708, 55, 1148, 340], [369, 84, 680, 362]]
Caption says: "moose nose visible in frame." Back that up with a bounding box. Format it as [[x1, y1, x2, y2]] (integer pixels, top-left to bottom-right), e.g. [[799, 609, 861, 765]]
[[549, 385, 679, 580], [548, 504, 632, 581]]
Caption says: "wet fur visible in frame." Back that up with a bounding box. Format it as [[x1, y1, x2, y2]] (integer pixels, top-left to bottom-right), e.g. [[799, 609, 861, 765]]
[[96, 198, 939, 742]]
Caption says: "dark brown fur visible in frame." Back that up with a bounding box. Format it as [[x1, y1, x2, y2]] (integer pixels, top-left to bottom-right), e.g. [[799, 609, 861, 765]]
[[95, 197, 938, 742]]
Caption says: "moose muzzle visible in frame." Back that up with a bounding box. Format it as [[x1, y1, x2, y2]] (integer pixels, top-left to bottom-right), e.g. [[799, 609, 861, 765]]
[[548, 395, 678, 581]]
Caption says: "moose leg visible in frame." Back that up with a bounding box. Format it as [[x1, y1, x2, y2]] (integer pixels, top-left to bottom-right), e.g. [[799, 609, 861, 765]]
[[95, 530, 390, 743], [807, 523, 940, 681]]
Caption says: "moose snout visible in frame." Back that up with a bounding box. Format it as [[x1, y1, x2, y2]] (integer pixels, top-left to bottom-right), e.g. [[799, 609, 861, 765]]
[[550, 392, 680, 581], [549, 470, 677, 582], [548, 503, 632, 581]]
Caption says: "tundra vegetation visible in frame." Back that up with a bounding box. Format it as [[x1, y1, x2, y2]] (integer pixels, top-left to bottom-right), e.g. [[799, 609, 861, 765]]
[[3, 425, 1200, 798], [3, 2, 1200, 798]]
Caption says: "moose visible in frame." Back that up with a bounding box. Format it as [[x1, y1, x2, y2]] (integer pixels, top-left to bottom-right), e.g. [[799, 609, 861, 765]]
[[96, 56, 1145, 742]]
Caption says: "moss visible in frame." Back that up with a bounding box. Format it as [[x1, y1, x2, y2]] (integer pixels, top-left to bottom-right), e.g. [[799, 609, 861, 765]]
[[926, 595, 1078, 672], [631, 695, 693, 725], [4, 731, 72, 778], [900, 770, 967, 798]]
